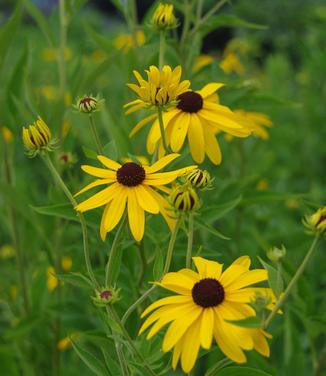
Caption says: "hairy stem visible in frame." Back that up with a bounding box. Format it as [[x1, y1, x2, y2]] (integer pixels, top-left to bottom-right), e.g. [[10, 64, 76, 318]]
[[186, 213, 194, 268], [88, 114, 104, 155], [157, 106, 169, 154]]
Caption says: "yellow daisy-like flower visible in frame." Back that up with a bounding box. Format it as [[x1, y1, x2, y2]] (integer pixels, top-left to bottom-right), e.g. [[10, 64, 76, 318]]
[[125, 65, 190, 112], [192, 54, 214, 73], [134, 83, 251, 164], [234, 110, 273, 140], [75, 154, 196, 241], [220, 51, 245, 76], [113, 30, 145, 53], [140, 256, 272, 373]]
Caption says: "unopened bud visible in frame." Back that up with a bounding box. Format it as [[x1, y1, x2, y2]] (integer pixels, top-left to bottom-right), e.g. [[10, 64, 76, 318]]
[[267, 245, 286, 262], [151, 3, 178, 29], [75, 95, 104, 114], [170, 184, 199, 212], [92, 287, 120, 307], [185, 169, 213, 190], [304, 206, 326, 234]]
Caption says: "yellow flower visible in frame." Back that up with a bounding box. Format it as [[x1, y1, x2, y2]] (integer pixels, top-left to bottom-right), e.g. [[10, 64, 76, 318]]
[[57, 336, 71, 351], [90, 49, 106, 63], [61, 256, 73, 272], [75, 154, 196, 241], [220, 51, 245, 75], [151, 3, 178, 29], [0, 244, 15, 259], [40, 86, 58, 101], [140, 256, 272, 373], [22, 117, 54, 156], [234, 110, 273, 140], [113, 30, 145, 53], [192, 54, 214, 73], [304, 206, 326, 234], [256, 179, 268, 191], [125, 65, 190, 111], [136, 83, 251, 164], [121, 155, 150, 166], [47, 267, 58, 291], [41, 47, 72, 62], [1, 126, 14, 143]]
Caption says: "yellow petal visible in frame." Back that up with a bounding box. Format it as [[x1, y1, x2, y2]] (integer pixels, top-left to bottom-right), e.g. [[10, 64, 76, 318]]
[[231, 256, 251, 270], [75, 182, 120, 212], [227, 269, 268, 291], [217, 301, 256, 320], [170, 112, 190, 152], [197, 83, 225, 98], [144, 153, 180, 174], [203, 126, 222, 165], [180, 317, 201, 373], [97, 155, 121, 171], [200, 308, 214, 349], [141, 295, 192, 318], [102, 189, 127, 233], [74, 179, 115, 197], [219, 265, 246, 288], [192, 257, 223, 280], [188, 113, 205, 164], [162, 305, 202, 352], [81, 165, 117, 178], [127, 189, 145, 241], [134, 185, 159, 214], [129, 113, 157, 138]]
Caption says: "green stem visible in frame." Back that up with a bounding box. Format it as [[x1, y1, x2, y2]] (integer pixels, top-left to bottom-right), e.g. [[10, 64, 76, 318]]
[[122, 217, 182, 325], [159, 30, 165, 69], [115, 343, 130, 376], [205, 357, 233, 376], [163, 216, 182, 275], [3, 143, 30, 314], [186, 213, 194, 268], [88, 114, 104, 155], [157, 106, 169, 155], [41, 154, 98, 288], [263, 234, 320, 329], [58, 0, 67, 98], [105, 213, 127, 287], [109, 307, 157, 376], [189, 0, 229, 37]]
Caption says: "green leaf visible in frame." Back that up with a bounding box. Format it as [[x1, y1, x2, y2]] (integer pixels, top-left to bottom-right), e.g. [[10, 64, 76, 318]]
[[195, 218, 230, 240], [56, 272, 93, 289], [25, 0, 55, 46], [30, 203, 78, 222], [258, 257, 283, 298], [100, 311, 123, 336], [227, 316, 262, 329], [5, 314, 42, 339], [199, 15, 267, 37], [152, 246, 164, 280], [71, 339, 110, 376], [103, 140, 118, 161], [213, 367, 272, 376], [0, 0, 23, 69], [82, 146, 98, 160], [242, 191, 305, 205], [201, 196, 242, 222]]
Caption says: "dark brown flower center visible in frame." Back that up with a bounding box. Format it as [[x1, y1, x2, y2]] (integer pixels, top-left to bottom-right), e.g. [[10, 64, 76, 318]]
[[116, 162, 145, 187], [100, 290, 112, 299], [317, 215, 326, 226], [80, 97, 96, 105], [177, 91, 203, 113], [192, 278, 225, 308]]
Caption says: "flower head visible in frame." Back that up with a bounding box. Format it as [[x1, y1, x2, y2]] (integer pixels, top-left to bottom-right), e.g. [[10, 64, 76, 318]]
[[140, 256, 273, 373], [170, 184, 199, 212], [75, 153, 196, 241], [75, 95, 104, 114], [267, 245, 286, 262], [113, 30, 145, 53], [151, 3, 178, 29], [92, 287, 120, 307], [132, 83, 251, 164], [220, 51, 245, 76], [125, 65, 190, 111], [184, 168, 213, 190], [22, 117, 55, 157], [304, 206, 326, 234]]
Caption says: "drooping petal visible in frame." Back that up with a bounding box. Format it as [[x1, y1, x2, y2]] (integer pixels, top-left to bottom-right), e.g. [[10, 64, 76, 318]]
[[102, 188, 127, 233], [127, 189, 145, 241], [134, 185, 160, 214], [170, 112, 190, 152], [129, 113, 157, 137], [200, 307, 214, 349], [180, 317, 202, 373], [141, 295, 193, 318], [203, 126, 222, 165], [226, 269, 268, 291], [187, 113, 205, 163], [74, 178, 115, 197], [81, 165, 117, 179]]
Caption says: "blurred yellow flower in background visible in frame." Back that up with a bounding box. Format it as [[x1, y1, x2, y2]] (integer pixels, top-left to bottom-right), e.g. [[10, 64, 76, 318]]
[[57, 336, 72, 351], [1, 127, 14, 143], [220, 51, 245, 76], [47, 267, 58, 291], [41, 47, 72, 62], [61, 256, 73, 272], [113, 30, 145, 52], [192, 54, 214, 73], [234, 110, 273, 140], [256, 179, 269, 191], [0, 244, 15, 260]]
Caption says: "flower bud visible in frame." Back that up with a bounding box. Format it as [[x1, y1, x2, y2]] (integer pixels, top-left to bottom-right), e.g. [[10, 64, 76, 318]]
[[304, 206, 326, 234], [185, 169, 213, 190], [22, 117, 55, 157], [251, 291, 272, 313], [75, 95, 103, 114], [170, 184, 199, 212], [58, 152, 76, 167], [267, 245, 286, 262], [151, 3, 178, 29], [92, 287, 120, 307]]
